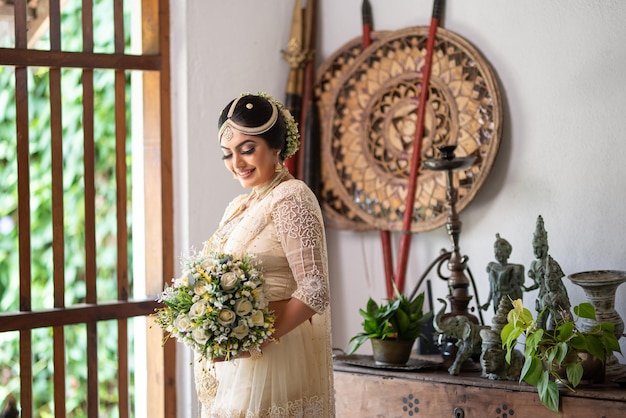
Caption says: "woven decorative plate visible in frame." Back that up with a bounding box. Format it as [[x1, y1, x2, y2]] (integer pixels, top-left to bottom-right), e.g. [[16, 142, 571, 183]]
[[314, 32, 388, 230], [316, 26, 502, 232]]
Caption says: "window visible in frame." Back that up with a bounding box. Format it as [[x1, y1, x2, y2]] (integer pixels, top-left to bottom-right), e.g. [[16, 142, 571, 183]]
[[0, 0, 175, 416]]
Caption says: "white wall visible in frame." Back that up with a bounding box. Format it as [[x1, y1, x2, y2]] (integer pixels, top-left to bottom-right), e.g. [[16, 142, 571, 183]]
[[171, 1, 626, 406]]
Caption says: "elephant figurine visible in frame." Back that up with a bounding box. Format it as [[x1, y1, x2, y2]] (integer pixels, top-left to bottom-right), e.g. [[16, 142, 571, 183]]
[[433, 298, 489, 375]]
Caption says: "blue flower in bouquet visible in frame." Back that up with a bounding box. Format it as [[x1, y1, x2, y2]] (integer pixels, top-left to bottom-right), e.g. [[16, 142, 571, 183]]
[[155, 251, 275, 360]]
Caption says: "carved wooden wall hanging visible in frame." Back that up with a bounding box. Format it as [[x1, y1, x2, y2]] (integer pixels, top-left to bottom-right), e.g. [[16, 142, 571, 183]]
[[315, 26, 502, 232]]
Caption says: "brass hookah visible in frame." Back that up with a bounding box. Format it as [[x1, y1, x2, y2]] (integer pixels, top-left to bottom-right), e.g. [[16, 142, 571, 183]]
[[408, 144, 484, 326]]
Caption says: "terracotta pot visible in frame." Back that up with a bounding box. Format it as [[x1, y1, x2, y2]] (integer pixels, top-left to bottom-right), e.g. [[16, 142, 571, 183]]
[[370, 338, 415, 365]]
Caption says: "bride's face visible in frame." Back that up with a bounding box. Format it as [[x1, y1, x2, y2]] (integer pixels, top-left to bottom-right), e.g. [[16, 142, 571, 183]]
[[220, 129, 279, 189]]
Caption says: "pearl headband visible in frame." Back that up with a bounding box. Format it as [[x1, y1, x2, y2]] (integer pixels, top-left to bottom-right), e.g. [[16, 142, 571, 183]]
[[218, 96, 279, 142]]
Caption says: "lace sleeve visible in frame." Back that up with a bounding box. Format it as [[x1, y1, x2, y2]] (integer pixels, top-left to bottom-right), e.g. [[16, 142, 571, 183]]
[[271, 181, 330, 313]]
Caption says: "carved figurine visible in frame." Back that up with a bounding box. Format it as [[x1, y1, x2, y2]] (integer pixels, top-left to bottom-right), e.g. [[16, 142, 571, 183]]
[[479, 297, 524, 381], [542, 267, 573, 328], [433, 298, 489, 376], [480, 234, 526, 314], [526, 215, 571, 329]]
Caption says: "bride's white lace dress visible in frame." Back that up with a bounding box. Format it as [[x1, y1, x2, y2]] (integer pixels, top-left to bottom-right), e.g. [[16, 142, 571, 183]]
[[194, 179, 335, 418]]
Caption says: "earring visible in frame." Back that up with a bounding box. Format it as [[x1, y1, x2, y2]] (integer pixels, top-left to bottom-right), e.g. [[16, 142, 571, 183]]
[[275, 161, 283, 172]]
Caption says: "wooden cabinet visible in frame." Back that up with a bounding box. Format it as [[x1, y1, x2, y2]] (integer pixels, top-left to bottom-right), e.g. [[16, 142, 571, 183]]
[[334, 358, 626, 417]]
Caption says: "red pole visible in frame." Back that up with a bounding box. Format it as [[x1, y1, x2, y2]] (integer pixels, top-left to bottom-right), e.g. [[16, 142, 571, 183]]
[[361, 0, 373, 48], [361, 0, 395, 299], [394, 0, 444, 293], [380, 230, 395, 298]]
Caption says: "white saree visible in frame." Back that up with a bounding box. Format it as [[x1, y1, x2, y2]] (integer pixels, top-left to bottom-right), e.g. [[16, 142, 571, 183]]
[[194, 179, 335, 418]]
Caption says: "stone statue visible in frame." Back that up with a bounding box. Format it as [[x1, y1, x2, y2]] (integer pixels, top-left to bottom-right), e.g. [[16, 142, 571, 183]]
[[526, 215, 571, 329], [479, 297, 524, 381], [433, 298, 489, 376], [480, 233, 526, 314], [542, 267, 573, 328]]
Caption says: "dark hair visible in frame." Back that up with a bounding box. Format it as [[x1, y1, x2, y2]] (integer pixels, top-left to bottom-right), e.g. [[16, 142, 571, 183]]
[[218, 94, 287, 157]]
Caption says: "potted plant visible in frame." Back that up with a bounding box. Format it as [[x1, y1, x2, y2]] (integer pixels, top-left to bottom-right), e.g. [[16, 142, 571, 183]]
[[346, 286, 433, 365], [501, 299, 621, 413]]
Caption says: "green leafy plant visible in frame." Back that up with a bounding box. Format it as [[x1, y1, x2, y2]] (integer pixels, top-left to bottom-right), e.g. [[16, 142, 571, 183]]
[[501, 299, 621, 413], [347, 286, 433, 355]]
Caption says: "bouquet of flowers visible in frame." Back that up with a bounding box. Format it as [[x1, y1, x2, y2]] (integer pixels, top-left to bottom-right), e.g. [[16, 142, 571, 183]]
[[155, 250, 276, 361]]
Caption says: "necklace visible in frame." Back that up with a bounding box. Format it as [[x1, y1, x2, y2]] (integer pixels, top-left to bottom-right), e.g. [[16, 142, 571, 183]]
[[249, 167, 289, 202], [222, 167, 289, 226]]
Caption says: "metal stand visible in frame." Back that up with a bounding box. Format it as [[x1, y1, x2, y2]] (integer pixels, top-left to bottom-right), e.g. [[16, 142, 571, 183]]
[[408, 145, 484, 325]]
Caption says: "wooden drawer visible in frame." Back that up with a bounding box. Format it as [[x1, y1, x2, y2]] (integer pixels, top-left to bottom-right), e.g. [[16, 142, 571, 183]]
[[334, 360, 626, 417]]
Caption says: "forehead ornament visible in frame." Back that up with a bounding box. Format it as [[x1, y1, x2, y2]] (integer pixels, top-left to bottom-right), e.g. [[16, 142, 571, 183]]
[[222, 125, 233, 142]]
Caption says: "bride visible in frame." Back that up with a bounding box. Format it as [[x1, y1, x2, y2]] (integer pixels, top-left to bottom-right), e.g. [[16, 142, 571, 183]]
[[194, 93, 335, 418]]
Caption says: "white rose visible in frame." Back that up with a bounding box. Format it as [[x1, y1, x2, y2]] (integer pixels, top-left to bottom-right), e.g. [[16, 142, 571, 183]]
[[232, 322, 250, 340], [217, 309, 236, 326], [234, 299, 253, 316], [188, 300, 207, 319], [193, 282, 208, 296], [220, 271, 238, 291], [248, 310, 266, 327], [174, 314, 191, 332], [191, 327, 209, 345], [200, 259, 214, 271]]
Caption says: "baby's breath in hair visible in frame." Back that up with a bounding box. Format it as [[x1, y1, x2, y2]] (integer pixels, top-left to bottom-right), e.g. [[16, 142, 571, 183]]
[[243, 92, 300, 160]]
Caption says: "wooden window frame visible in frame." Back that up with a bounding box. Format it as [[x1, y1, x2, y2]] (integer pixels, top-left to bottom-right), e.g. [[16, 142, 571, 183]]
[[0, 0, 176, 416]]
